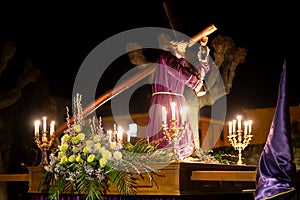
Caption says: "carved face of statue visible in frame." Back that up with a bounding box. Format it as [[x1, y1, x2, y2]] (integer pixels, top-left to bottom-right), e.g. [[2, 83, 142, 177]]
[[170, 41, 188, 59]]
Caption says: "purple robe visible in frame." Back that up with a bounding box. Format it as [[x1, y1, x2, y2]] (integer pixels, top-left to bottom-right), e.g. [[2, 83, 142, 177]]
[[145, 51, 203, 157]]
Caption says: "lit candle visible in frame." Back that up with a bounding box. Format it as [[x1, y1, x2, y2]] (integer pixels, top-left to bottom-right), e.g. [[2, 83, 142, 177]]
[[162, 106, 167, 123], [50, 120, 55, 136], [107, 130, 112, 142], [232, 120, 236, 133], [228, 121, 232, 134], [127, 131, 130, 143], [182, 106, 188, 124], [34, 120, 40, 135], [248, 120, 252, 133], [117, 127, 124, 143], [171, 102, 176, 120], [113, 124, 118, 141], [244, 121, 248, 135], [237, 115, 242, 130], [42, 116, 47, 132]]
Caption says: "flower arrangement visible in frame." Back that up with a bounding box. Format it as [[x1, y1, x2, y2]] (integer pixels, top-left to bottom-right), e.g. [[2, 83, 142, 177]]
[[39, 94, 169, 200], [38, 93, 228, 200]]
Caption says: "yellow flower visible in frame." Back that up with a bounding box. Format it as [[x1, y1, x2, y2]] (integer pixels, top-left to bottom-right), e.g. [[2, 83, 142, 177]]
[[85, 140, 93, 146], [73, 125, 82, 133], [58, 152, 65, 159], [76, 155, 82, 162], [93, 135, 101, 142], [87, 154, 95, 163], [61, 134, 70, 143], [99, 146, 106, 154], [68, 155, 75, 162], [94, 143, 101, 152], [60, 156, 68, 165], [72, 146, 79, 154], [113, 151, 122, 160], [71, 135, 81, 144], [83, 146, 90, 154], [110, 141, 117, 150], [99, 157, 107, 168], [102, 149, 112, 159], [77, 133, 85, 140], [60, 144, 68, 152]]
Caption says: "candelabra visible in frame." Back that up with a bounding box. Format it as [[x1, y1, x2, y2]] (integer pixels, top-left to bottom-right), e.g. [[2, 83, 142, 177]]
[[162, 118, 186, 161], [227, 115, 253, 165], [160, 103, 189, 161], [34, 116, 56, 165]]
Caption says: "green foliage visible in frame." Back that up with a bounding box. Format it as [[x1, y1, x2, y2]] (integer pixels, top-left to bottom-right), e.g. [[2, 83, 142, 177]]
[[123, 138, 157, 153], [213, 151, 230, 164], [191, 148, 229, 164], [108, 167, 137, 196]]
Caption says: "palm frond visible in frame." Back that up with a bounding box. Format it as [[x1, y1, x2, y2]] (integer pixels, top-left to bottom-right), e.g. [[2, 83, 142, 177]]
[[48, 177, 67, 200], [125, 138, 157, 153], [38, 170, 53, 192], [76, 177, 107, 200], [108, 168, 137, 195]]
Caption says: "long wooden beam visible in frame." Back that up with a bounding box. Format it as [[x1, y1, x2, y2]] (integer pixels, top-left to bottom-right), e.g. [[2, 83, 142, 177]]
[[53, 64, 156, 138]]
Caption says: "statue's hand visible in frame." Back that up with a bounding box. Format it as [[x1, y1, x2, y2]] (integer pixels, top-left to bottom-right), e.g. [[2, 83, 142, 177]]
[[199, 36, 208, 46]]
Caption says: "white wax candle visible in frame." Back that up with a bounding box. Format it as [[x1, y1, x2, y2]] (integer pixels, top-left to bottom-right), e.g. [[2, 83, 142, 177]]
[[127, 131, 130, 143], [244, 121, 248, 134], [237, 115, 242, 130], [248, 120, 252, 133], [50, 120, 55, 136], [34, 120, 40, 135], [182, 106, 188, 124], [232, 120, 236, 133], [117, 127, 123, 143], [42, 116, 47, 132], [118, 132, 123, 142], [107, 130, 112, 142], [228, 121, 232, 134], [171, 102, 176, 120], [162, 106, 167, 123]]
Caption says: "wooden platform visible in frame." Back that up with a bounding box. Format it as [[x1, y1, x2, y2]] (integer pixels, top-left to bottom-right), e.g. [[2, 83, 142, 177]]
[[25, 161, 257, 196]]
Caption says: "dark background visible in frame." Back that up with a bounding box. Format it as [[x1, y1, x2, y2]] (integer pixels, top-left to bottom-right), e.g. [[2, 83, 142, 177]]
[[0, 1, 299, 117], [0, 1, 298, 199]]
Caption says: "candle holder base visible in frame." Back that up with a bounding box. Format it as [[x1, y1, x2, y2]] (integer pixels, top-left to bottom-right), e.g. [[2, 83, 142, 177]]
[[39, 149, 49, 166]]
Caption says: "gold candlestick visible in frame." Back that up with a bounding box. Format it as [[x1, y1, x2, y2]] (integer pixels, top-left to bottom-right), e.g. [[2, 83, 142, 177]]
[[34, 117, 56, 165], [227, 116, 253, 165], [162, 118, 186, 160]]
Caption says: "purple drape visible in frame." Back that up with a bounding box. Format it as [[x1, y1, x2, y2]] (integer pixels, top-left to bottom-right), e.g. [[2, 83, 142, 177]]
[[145, 51, 202, 157], [255, 60, 297, 199]]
